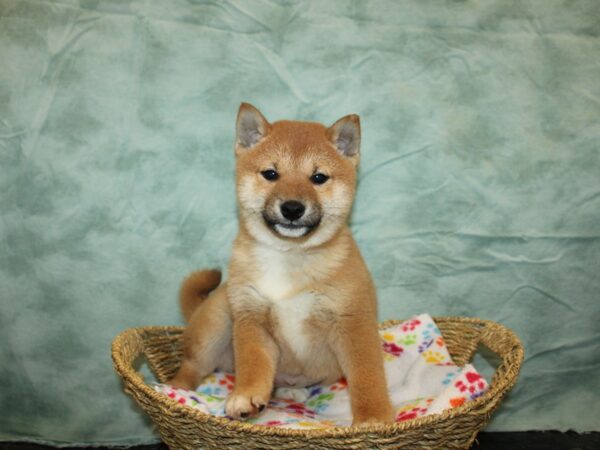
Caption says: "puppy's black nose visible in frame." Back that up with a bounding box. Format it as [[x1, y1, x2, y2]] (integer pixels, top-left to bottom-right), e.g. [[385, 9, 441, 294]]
[[280, 201, 305, 221]]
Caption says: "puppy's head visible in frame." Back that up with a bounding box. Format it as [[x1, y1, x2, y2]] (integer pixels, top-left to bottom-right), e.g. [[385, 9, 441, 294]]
[[234, 103, 361, 250]]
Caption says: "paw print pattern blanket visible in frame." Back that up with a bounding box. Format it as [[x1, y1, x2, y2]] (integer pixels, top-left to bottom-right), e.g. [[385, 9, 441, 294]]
[[154, 314, 488, 428]]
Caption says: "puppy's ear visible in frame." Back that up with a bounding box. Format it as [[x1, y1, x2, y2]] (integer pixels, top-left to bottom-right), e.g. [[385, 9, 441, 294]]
[[327, 114, 360, 158], [236, 103, 270, 151]]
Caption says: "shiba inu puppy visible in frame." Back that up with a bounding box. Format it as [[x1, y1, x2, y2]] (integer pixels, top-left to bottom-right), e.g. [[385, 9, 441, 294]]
[[169, 103, 394, 425]]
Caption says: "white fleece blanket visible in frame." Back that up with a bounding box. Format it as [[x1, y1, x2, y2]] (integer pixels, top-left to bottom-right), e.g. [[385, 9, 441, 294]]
[[155, 314, 488, 428]]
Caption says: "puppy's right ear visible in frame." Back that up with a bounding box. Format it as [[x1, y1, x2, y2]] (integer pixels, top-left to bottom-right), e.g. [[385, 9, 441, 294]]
[[235, 103, 270, 153]]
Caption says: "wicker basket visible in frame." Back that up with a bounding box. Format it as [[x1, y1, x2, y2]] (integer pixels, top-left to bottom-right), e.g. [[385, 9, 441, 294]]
[[111, 317, 523, 449]]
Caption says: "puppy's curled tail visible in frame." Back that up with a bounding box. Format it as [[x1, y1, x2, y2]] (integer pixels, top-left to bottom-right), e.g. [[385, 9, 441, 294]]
[[179, 269, 222, 323]]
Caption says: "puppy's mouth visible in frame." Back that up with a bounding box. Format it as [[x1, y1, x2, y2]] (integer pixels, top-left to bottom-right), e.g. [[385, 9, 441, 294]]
[[262, 214, 321, 239]]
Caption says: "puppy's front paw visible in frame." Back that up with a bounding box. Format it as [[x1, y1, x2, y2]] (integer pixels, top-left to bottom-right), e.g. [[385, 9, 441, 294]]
[[225, 392, 269, 419]]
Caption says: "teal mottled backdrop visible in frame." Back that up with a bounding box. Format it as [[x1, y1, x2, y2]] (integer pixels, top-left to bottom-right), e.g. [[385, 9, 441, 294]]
[[1, 0, 599, 445]]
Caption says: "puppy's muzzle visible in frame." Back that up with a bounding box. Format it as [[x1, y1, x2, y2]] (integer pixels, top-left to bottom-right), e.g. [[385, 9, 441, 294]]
[[262, 200, 321, 238]]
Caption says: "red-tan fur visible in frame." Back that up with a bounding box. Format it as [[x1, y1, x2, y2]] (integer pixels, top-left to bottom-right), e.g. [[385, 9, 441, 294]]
[[169, 103, 394, 425]]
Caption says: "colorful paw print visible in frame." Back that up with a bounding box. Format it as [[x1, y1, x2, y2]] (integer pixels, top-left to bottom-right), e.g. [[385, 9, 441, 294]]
[[442, 371, 458, 385], [218, 374, 235, 392], [401, 319, 422, 332], [330, 378, 348, 391], [286, 402, 317, 417], [263, 420, 284, 426], [418, 339, 434, 353], [197, 393, 221, 404], [383, 341, 404, 357], [422, 322, 441, 341], [396, 406, 428, 421], [306, 393, 334, 413], [204, 374, 217, 383], [166, 390, 187, 405], [449, 397, 466, 408], [309, 386, 323, 396], [382, 332, 395, 342], [197, 385, 224, 397], [455, 372, 487, 399], [399, 333, 417, 346], [422, 350, 445, 363]]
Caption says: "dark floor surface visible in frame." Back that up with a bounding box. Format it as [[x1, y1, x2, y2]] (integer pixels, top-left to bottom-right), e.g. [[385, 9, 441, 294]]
[[1, 432, 599, 450]]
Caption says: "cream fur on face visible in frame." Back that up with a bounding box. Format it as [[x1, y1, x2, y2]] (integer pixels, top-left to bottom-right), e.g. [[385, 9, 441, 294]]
[[299, 183, 352, 249], [238, 175, 353, 251]]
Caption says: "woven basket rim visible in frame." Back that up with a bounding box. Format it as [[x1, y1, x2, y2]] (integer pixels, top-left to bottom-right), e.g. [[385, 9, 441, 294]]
[[111, 316, 524, 439]]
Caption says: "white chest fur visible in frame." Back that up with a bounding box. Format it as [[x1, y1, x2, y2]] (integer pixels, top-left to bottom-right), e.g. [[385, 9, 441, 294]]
[[272, 292, 316, 360], [253, 245, 312, 301], [252, 245, 320, 360]]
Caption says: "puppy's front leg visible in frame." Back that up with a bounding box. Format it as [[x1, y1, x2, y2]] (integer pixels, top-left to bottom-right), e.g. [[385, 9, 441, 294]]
[[331, 316, 394, 425], [225, 318, 278, 418]]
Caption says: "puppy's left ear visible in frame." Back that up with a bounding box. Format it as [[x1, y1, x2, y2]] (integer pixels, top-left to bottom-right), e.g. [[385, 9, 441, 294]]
[[327, 114, 360, 161]]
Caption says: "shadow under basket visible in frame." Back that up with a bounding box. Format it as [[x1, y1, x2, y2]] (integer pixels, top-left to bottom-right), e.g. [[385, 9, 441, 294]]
[[111, 317, 524, 450]]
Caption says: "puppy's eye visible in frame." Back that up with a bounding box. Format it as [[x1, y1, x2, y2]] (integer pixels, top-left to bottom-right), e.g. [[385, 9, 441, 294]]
[[261, 169, 279, 181], [310, 173, 329, 185]]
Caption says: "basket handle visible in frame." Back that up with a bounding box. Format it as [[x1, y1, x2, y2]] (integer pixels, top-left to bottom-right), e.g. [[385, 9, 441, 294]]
[[476, 321, 525, 395], [111, 328, 149, 394]]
